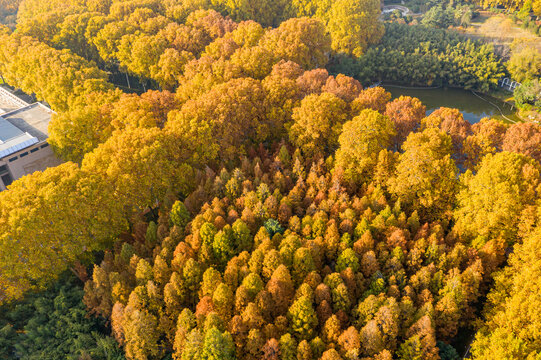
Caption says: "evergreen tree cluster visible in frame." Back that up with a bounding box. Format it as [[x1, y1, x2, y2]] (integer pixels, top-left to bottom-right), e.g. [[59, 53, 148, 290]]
[[0, 276, 124, 360], [352, 23, 505, 92]]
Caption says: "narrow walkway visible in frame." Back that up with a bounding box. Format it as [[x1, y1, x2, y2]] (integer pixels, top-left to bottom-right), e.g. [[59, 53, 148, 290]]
[[383, 83, 442, 90], [382, 5, 422, 16], [470, 90, 517, 123]]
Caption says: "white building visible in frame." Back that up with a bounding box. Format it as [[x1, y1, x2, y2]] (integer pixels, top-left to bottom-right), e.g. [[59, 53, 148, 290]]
[[0, 87, 62, 191]]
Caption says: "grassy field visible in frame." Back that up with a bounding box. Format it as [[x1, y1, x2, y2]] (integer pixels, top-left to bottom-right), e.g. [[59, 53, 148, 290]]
[[454, 12, 541, 56]]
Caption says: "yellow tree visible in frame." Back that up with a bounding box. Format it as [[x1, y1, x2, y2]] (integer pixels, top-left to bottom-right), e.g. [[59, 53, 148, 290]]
[[321, 74, 362, 102], [52, 12, 104, 63], [422, 107, 472, 160], [482, 0, 541, 16], [501, 122, 541, 163], [82, 127, 194, 213], [92, 21, 136, 63], [288, 92, 349, 157], [463, 118, 508, 170], [166, 77, 267, 164], [229, 45, 277, 79], [288, 296, 318, 340], [352, 86, 391, 114], [507, 46, 541, 83], [262, 61, 303, 140], [334, 109, 396, 184], [259, 17, 331, 70], [0, 162, 127, 303], [153, 48, 194, 90], [216, 0, 290, 26], [471, 228, 541, 359], [122, 304, 163, 359], [163, 0, 210, 23], [110, 90, 180, 130], [384, 96, 426, 148], [290, 0, 332, 18], [326, 0, 384, 57], [388, 128, 458, 220], [48, 89, 122, 163], [117, 32, 168, 80], [454, 151, 541, 245]]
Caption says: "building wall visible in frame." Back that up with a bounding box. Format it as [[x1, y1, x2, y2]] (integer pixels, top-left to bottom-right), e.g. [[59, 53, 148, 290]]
[[0, 142, 62, 190]]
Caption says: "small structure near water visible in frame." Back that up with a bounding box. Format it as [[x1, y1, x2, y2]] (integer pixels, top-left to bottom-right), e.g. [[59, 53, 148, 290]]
[[498, 77, 521, 92]]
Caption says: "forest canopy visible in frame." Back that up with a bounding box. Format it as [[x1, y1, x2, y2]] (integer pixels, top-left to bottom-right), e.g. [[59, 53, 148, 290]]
[[0, 0, 540, 359]]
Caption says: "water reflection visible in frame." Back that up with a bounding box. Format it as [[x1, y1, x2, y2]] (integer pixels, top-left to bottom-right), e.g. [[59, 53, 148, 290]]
[[386, 86, 520, 124]]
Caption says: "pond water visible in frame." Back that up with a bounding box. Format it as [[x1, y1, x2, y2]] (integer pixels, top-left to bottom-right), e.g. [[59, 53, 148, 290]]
[[386, 85, 520, 124]]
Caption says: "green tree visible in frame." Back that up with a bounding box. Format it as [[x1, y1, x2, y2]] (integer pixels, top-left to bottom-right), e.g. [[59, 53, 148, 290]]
[[279, 333, 298, 360], [0, 275, 123, 360], [421, 5, 454, 29], [171, 200, 191, 228], [201, 327, 235, 360], [288, 296, 318, 340], [513, 79, 541, 108], [213, 226, 236, 267], [336, 248, 360, 273]]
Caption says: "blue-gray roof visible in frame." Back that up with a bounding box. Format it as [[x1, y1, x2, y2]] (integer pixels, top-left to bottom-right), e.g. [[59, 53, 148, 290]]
[[0, 117, 24, 142], [0, 103, 53, 159]]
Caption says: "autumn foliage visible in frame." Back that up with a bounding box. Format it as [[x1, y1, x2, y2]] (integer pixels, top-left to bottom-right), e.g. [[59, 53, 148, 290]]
[[0, 1, 540, 359]]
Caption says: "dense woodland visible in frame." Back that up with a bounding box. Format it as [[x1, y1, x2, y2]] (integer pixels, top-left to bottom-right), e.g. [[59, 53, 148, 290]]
[[0, 0, 540, 359], [0, 276, 124, 359], [341, 23, 506, 92]]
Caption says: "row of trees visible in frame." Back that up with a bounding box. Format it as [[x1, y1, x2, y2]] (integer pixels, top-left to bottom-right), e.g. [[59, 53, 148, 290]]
[[481, 0, 541, 16], [15, 0, 383, 86], [0, 27, 113, 112], [0, 7, 380, 163]]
